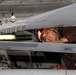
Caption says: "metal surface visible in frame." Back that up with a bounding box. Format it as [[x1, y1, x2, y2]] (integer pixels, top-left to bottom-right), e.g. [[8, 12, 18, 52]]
[[0, 41, 76, 53], [0, 69, 65, 75], [0, 4, 76, 34]]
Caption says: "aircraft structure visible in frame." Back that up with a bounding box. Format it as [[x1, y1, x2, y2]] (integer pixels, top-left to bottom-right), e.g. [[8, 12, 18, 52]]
[[0, 69, 76, 75], [0, 3, 76, 75], [0, 3, 76, 53], [0, 3, 76, 33]]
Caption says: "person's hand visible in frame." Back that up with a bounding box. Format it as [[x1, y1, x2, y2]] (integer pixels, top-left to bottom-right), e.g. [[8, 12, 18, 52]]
[[54, 40, 64, 43], [54, 37, 68, 43]]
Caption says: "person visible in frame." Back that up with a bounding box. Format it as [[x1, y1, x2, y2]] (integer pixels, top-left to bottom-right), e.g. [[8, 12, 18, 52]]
[[38, 27, 76, 69], [38, 27, 76, 43]]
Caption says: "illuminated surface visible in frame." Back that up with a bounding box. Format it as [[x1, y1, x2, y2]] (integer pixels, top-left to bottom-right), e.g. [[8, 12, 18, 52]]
[[0, 35, 16, 40]]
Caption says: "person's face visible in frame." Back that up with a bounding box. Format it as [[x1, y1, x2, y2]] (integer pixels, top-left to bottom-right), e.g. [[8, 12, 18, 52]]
[[42, 29, 58, 42]]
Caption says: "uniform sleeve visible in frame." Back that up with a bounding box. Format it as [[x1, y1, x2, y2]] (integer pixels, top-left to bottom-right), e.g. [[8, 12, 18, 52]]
[[63, 27, 76, 43]]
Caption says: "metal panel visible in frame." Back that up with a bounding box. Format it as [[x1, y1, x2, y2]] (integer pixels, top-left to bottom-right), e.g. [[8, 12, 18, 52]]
[[0, 41, 76, 53], [0, 4, 76, 33], [67, 70, 76, 75], [0, 69, 66, 75]]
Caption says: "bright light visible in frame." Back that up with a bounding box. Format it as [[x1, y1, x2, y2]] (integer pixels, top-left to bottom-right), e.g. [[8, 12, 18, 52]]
[[0, 35, 16, 40], [0, 35, 3, 40]]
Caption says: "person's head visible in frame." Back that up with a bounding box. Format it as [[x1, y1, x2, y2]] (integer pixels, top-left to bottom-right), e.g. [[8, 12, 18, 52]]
[[38, 27, 59, 42]]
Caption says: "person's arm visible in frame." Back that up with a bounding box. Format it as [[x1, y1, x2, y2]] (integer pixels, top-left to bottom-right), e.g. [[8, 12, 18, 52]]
[[54, 27, 76, 43], [64, 32, 76, 43], [54, 33, 76, 43], [54, 37, 68, 43]]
